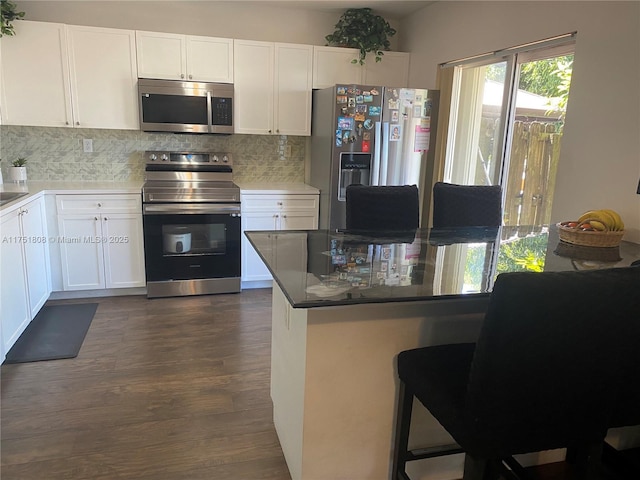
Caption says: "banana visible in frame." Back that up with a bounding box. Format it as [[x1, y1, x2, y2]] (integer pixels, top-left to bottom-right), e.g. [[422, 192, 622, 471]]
[[577, 210, 616, 231], [600, 209, 625, 231], [589, 220, 606, 231]]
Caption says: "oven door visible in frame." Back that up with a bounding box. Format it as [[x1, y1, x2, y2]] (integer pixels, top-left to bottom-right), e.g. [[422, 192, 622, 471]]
[[142, 203, 241, 283]]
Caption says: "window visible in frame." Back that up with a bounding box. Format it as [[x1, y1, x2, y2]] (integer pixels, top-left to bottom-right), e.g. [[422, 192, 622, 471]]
[[439, 34, 575, 230]]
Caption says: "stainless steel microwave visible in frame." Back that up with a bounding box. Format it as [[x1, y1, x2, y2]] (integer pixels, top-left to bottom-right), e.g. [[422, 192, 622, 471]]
[[138, 79, 233, 134]]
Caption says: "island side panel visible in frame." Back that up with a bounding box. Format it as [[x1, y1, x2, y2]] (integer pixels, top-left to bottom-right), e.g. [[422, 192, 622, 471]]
[[301, 298, 490, 480], [271, 283, 308, 480]]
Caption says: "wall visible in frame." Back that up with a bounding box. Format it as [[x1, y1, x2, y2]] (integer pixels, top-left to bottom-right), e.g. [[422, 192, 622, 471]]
[[0, 126, 306, 183], [14, 1, 401, 49], [401, 1, 640, 242]]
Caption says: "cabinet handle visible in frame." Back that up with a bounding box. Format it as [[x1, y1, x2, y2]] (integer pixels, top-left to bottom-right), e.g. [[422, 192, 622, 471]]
[[276, 129, 280, 133], [65, 121, 69, 125], [277, 202, 283, 206], [94, 216, 98, 221], [188, 74, 193, 79], [76, 121, 80, 126], [283, 215, 287, 219], [104, 217, 108, 221], [180, 73, 185, 79], [97, 203, 102, 207], [268, 129, 272, 133]]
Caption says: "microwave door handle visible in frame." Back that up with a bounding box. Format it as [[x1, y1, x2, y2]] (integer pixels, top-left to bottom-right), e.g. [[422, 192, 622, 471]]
[[206, 91, 213, 133]]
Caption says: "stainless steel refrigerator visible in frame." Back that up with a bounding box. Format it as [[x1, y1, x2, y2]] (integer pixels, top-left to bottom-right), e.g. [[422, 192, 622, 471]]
[[310, 84, 439, 231]]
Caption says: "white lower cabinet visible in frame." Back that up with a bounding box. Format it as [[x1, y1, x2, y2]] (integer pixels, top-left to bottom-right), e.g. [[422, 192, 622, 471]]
[[0, 196, 52, 360], [241, 192, 318, 287], [56, 194, 145, 290]]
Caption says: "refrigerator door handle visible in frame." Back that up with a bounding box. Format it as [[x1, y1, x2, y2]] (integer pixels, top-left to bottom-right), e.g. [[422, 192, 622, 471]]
[[372, 121, 382, 186], [380, 122, 390, 186]]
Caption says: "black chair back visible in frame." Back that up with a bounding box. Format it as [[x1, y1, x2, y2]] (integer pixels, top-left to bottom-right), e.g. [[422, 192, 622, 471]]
[[466, 267, 640, 456], [432, 182, 502, 228], [345, 184, 419, 232]]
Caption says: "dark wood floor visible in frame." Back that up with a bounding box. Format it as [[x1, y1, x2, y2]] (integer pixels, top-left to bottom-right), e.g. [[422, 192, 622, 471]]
[[1, 289, 292, 480], [2, 290, 637, 480]]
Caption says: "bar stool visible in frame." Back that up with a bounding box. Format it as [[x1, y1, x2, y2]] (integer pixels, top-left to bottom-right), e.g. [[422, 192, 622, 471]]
[[345, 184, 419, 232], [392, 266, 640, 480], [432, 182, 502, 228]]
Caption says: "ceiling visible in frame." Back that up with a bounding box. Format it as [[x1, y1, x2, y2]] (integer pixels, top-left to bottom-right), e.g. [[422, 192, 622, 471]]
[[242, 1, 436, 19]]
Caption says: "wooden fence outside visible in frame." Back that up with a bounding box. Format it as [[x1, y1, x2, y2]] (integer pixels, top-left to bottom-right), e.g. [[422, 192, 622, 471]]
[[502, 120, 563, 229]]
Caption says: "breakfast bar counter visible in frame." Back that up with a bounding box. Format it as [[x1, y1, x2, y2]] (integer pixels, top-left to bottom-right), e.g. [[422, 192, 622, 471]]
[[246, 227, 640, 480]]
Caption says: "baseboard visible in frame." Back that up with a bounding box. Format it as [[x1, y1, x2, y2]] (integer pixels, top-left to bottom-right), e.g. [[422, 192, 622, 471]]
[[48, 287, 147, 300]]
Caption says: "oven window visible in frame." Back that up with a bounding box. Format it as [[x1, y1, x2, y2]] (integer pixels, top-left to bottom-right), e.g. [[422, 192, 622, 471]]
[[142, 94, 208, 125], [162, 223, 226, 256], [143, 212, 241, 282]]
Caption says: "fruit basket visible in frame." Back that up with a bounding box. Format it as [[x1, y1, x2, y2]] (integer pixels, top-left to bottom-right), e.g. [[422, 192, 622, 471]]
[[557, 221, 624, 248]]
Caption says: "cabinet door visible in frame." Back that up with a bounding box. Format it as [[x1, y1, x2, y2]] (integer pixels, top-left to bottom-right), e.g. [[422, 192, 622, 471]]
[[363, 51, 410, 87], [58, 214, 105, 290], [313, 46, 362, 89], [280, 210, 318, 231], [136, 30, 186, 80], [275, 43, 313, 136], [234, 40, 274, 135], [186, 35, 233, 83], [242, 211, 279, 282], [0, 20, 73, 127], [21, 197, 51, 317], [67, 25, 139, 129], [0, 210, 30, 357], [101, 213, 146, 288]]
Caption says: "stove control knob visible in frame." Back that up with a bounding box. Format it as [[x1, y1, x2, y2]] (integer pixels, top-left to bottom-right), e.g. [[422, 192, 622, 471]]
[[222, 155, 229, 163], [161, 154, 168, 162], [149, 153, 157, 161], [212, 155, 219, 163]]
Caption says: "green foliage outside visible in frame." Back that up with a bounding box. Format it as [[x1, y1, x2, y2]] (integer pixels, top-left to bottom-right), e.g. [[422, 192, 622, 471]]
[[486, 55, 574, 109], [496, 233, 548, 273]]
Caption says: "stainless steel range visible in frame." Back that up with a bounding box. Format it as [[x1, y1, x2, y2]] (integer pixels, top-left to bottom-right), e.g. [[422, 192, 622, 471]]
[[142, 151, 241, 298]]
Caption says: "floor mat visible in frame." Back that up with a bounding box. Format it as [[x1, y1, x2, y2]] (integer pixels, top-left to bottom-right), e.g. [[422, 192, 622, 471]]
[[3, 303, 98, 364]]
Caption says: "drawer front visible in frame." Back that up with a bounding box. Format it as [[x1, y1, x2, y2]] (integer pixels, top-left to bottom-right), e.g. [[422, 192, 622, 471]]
[[56, 194, 142, 214], [241, 194, 318, 212]]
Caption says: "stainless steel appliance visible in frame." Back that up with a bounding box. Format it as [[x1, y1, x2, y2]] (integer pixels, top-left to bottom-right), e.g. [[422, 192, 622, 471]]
[[138, 79, 233, 134], [310, 84, 439, 231], [142, 151, 241, 298]]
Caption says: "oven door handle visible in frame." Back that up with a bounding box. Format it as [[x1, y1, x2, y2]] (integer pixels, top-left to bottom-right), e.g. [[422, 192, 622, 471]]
[[143, 203, 241, 215]]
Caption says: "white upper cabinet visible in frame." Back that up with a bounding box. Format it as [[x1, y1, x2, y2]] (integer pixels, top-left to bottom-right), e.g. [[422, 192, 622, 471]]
[[186, 35, 233, 83], [136, 30, 233, 83], [67, 25, 138, 129], [274, 43, 313, 136], [313, 46, 362, 89], [234, 40, 312, 136], [313, 46, 411, 89], [1, 21, 73, 127], [1, 21, 138, 129], [136, 31, 185, 80], [233, 39, 275, 135], [362, 51, 410, 87]]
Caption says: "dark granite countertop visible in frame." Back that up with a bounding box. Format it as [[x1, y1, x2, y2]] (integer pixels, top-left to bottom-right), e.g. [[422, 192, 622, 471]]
[[246, 226, 640, 309]]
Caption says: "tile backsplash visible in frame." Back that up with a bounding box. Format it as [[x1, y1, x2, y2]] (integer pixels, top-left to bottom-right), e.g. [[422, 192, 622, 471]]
[[0, 126, 306, 183]]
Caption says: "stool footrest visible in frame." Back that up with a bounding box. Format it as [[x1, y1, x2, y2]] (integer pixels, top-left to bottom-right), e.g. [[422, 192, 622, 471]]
[[407, 443, 464, 460]]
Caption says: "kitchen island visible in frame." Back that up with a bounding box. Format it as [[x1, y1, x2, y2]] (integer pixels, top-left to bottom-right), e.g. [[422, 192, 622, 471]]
[[246, 227, 640, 480]]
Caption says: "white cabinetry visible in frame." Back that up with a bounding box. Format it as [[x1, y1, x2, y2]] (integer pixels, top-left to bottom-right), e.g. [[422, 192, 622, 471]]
[[0, 21, 138, 129], [0, 196, 52, 360], [234, 40, 313, 135], [56, 195, 145, 291], [313, 46, 410, 89], [136, 30, 233, 83], [362, 51, 410, 87], [67, 25, 138, 129], [241, 192, 318, 287], [1, 21, 72, 127]]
